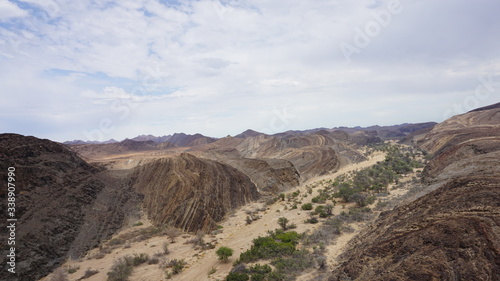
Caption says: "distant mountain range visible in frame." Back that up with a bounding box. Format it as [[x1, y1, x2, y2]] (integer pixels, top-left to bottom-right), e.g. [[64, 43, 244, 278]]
[[64, 122, 437, 145]]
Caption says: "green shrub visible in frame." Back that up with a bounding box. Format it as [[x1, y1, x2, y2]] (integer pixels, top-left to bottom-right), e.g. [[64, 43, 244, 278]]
[[170, 259, 187, 274], [305, 217, 318, 224], [238, 232, 299, 263], [216, 246, 234, 262], [226, 272, 250, 281], [301, 203, 313, 210]]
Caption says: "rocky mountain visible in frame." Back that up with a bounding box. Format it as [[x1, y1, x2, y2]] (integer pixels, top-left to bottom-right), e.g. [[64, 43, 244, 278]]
[[130, 153, 260, 232], [130, 134, 171, 143], [63, 138, 118, 145], [167, 133, 217, 147], [0, 134, 137, 281], [329, 106, 500, 280], [234, 129, 265, 138]]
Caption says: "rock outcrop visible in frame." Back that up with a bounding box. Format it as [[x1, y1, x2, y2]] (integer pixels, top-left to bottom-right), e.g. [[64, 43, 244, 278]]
[[0, 134, 134, 281], [329, 105, 500, 281], [131, 153, 260, 232]]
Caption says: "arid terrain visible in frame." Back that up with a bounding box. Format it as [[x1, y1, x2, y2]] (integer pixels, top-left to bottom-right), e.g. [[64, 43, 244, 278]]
[[1, 104, 499, 281]]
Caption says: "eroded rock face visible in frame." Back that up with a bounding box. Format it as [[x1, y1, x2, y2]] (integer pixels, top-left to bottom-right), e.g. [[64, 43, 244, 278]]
[[330, 176, 500, 281], [330, 106, 500, 281], [131, 153, 260, 232], [0, 134, 132, 281], [222, 158, 300, 194]]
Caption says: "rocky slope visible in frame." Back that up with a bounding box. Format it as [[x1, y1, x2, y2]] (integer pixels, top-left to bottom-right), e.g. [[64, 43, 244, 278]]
[[329, 105, 500, 281], [130, 153, 260, 232], [0, 134, 136, 281]]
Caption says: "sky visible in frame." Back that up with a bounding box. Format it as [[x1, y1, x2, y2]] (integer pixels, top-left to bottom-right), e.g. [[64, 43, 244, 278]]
[[0, 0, 499, 142]]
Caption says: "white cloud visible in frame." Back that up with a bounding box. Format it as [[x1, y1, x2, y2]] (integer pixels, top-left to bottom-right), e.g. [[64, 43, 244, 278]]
[[0, 0, 28, 19]]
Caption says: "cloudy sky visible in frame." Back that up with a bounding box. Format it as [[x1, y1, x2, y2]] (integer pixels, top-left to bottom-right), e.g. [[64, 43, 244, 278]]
[[1, 0, 499, 142]]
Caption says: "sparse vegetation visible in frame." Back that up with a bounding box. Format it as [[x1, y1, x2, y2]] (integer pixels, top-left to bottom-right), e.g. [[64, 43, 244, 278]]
[[169, 259, 187, 274], [107, 257, 133, 281]]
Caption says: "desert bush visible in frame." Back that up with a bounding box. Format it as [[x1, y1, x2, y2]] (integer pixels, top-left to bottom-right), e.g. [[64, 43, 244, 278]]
[[170, 259, 187, 274], [226, 272, 250, 281], [253, 264, 272, 273], [216, 246, 234, 262], [107, 257, 133, 281], [301, 203, 313, 210], [334, 185, 358, 202], [271, 249, 314, 275], [148, 257, 160, 265], [305, 216, 318, 224], [66, 265, 79, 274], [324, 217, 343, 235], [238, 231, 299, 263], [347, 207, 372, 222], [348, 193, 367, 207], [277, 217, 289, 230], [324, 204, 334, 216], [162, 242, 170, 254], [132, 253, 149, 266], [81, 268, 99, 279], [165, 228, 182, 243]]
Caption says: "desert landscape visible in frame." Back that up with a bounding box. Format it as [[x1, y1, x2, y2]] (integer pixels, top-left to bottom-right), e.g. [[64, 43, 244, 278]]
[[1, 103, 499, 281]]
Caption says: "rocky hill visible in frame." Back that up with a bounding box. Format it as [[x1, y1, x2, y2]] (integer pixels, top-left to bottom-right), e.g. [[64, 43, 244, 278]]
[[70, 139, 177, 159], [0, 134, 136, 281], [130, 153, 260, 232], [167, 133, 217, 147], [190, 132, 365, 180], [329, 106, 500, 280]]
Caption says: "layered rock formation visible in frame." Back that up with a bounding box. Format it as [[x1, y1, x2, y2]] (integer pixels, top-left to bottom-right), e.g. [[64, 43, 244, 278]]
[[330, 105, 500, 281], [222, 158, 300, 193], [0, 134, 134, 281], [131, 153, 260, 232]]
